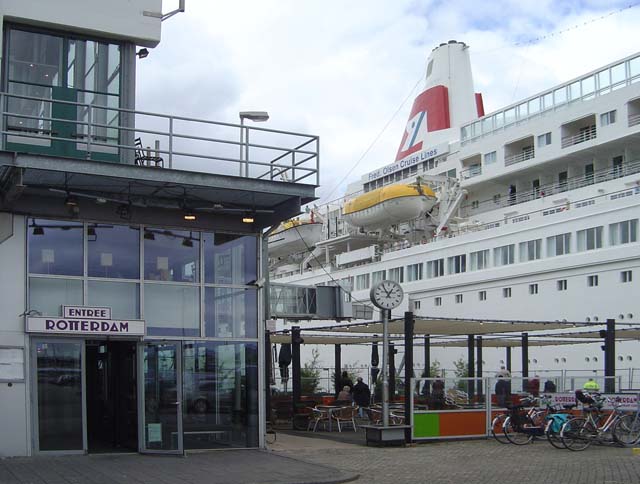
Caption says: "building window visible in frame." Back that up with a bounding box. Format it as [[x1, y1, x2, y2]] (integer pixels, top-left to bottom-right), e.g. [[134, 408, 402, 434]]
[[447, 254, 467, 274], [494, 244, 515, 266], [372, 270, 386, 284], [587, 275, 599, 287], [519, 239, 542, 262], [503, 287, 512, 298], [406, 263, 423, 282], [426, 259, 444, 278], [529, 283, 538, 295], [537, 132, 552, 147], [471, 200, 479, 209], [388, 267, 404, 283], [484, 151, 497, 165], [470, 249, 489, 271], [547, 233, 571, 256], [577, 226, 603, 251], [610, 219, 638, 246], [414, 300, 421, 310], [434, 297, 442, 307], [493, 194, 501, 204], [621, 270, 632, 283], [557, 279, 568, 291], [355, 273, 370, 290], [455, 294, 463, 304], [479, 290, 487, 301], [600, 110, 616, 126]]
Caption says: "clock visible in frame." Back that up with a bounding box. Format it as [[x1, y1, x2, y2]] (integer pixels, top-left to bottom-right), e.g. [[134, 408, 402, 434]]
[[370, 280, 404, 310]]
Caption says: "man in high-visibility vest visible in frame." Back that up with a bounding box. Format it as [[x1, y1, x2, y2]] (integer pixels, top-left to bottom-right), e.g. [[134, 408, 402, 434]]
[[583, 378, 600, 392]]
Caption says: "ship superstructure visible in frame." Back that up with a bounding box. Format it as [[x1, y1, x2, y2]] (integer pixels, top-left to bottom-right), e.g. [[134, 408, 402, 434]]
[[269, 41, 640, 341]]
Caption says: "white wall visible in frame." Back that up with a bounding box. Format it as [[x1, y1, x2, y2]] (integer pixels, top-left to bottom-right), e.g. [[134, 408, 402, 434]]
[[0, 0, 163, 49], [0, 214, 29, 456]]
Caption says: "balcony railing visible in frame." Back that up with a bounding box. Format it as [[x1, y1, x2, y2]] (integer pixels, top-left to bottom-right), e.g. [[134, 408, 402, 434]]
[[0, 91, 319, 185], [504, 149, 534, 166], [629, 113, 640, 127], [460, 165, 482, 179], [561, 125, 596, 148]]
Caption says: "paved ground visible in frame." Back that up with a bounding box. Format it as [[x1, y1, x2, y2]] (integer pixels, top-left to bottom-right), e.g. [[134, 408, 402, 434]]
[[273, 435, 640, 484], [0, 450, 358, 484]]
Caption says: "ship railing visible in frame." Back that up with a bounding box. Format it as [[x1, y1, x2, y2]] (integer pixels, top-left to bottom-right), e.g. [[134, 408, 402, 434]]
[[504, 149, 535, 166], [628, 113, 640, 127], [0, 91, 319, 185], [461, 158, 640, 217], [460, 165, 482, 179], [561, 125, 597, 148]]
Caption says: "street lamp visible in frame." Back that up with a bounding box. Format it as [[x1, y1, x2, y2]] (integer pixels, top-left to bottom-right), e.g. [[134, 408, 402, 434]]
[[239, 111, 269, 177]]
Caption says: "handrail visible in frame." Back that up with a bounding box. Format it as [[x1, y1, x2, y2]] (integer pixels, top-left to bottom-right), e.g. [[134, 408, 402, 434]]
[[0, 91, 319, 185], [504, 149, 535, 167], [628, 113, 640, 127], [561, 125, 596, 148]]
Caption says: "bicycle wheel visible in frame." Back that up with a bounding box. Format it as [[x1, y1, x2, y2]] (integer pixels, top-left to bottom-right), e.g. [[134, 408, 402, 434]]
[[613, 414, 640, 446], [545, 419, 567, 449], [503, 416, 534, 445], [561, 417, 594, 451], [491, 413, 510, 444]]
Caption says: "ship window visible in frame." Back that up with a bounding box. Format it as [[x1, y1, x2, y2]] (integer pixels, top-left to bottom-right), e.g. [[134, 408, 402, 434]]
[[630, 56, 640, 79], [577, 226, 603, 251], [414, 300, 421, 310], [568, 81, 581, 100], [494, 113, 504, 128], [470, 249, 489, 271], [529, 283, 538, 295], [504, 107, 516, 125], [484, 151, 497, 165], [388, 267, 404, 283], [426, 259, 444, 278], [557, 279, 568, 291], [621, 270, 632, 283], [519, 239, 542, 262], [502, 287, 512, 298], [471, 200, 479, 209], [547, 233, 571, 256], [541, 92, 553, 110], [554, 86, 567, 105], [426, 60, 434, 78], [517, 102, 528, 119], [482, 117, 493, 133], [447, 254, 466, 274], [611, 62, 625, 88], [372, 270, 386, 284], [478, 290, 487, 301], [528, 97, 540, 115], [406, 263, 423, 282], [434, 297, 442, 307], [493, 194, 501, 204], [494, 244, 515, 266], [581, 75, 595, 98], [587, 275, 599, 287], [455, 294, 463, 304], [355, 273, 370, 290], [610, 219, 637, 245], [598, 69, 611, 91], [537, 132, 552, 147], [600, 110, 616, 126]]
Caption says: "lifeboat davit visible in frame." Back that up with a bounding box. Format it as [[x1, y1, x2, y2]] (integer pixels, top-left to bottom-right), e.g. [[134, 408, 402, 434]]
[[268, 214, 324, 258], [343, 183, 436, 231]]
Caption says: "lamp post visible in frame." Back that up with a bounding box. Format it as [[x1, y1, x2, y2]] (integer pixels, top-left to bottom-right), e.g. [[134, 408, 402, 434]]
[[239, 111, 269, 177]]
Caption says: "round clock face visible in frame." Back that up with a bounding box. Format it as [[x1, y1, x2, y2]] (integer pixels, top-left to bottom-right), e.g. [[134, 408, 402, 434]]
[[370, 280, 404, 310]]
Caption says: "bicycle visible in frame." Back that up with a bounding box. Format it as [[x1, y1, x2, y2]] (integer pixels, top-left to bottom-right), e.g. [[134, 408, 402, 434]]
[[501, 395, 555, 445], [560, 392, 630, 451]]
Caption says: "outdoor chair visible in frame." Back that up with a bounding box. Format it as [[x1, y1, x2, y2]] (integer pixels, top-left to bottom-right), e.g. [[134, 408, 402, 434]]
[[333, 406, 357, 432], [308, 407, 331, 432], [366, 407, 383, 424], [134, 137, 164, 167]]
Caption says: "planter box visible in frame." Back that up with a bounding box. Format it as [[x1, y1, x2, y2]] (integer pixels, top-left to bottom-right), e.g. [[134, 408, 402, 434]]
[[361, 425, 411, 446]]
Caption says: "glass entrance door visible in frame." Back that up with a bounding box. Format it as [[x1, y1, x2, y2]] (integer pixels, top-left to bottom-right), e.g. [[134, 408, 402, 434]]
[[141, 342, 183, 454]]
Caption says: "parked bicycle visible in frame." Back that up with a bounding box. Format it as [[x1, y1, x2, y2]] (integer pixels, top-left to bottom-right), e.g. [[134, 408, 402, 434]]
[[500, 395, 569, 445]]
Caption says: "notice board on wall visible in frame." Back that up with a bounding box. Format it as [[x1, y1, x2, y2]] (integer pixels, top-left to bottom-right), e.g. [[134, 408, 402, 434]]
[[0, 347, 24, 381]]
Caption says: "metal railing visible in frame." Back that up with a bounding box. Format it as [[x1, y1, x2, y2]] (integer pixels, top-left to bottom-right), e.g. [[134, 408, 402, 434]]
[[504, 149, 535, 166], [629, 113, 640, 127], [561, 125, 596, 148], [460, 165, 482, 179], [0, 91, 319, 185]]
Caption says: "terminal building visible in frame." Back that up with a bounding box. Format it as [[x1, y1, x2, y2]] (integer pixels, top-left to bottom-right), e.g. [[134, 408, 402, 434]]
[[0, 0, 319, 456]]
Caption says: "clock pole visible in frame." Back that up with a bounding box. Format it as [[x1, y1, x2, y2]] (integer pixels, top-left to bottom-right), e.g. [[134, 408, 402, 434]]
[[382, 307, 390, 426]]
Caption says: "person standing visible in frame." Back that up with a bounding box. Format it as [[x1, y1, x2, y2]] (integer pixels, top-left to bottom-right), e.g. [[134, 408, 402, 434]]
[[495, 374, 511, 407], [352, 377, 371, 416]]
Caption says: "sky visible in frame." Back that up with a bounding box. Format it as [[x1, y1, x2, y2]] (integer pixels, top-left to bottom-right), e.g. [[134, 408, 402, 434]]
[[137, 0, 640, 374]]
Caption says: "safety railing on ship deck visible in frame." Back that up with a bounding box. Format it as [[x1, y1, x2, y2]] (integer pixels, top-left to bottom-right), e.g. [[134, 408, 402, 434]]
[[560, 125, 597, 148], [0, 91, 319, 185]]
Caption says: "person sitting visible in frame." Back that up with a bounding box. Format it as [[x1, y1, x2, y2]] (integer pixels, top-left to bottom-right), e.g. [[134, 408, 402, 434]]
[[543, 379, 557, 393], [336, 385, 352, 405]]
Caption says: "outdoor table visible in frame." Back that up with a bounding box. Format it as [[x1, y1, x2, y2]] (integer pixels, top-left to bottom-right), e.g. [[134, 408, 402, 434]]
[[316, 405, 340, 431]]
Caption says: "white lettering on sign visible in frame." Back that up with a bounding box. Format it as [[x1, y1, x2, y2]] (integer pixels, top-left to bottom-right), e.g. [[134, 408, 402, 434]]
[[551, 392, 639, 411], [26, 317, 145, 336], [63, 306, 112, 319], [364, 143, 449, 182]]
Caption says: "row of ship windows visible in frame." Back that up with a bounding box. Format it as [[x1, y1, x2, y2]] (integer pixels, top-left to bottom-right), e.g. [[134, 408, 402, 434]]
[[414, 270, 633, 308], [351, 219, 637, 290], [363, 164, 456, 192]]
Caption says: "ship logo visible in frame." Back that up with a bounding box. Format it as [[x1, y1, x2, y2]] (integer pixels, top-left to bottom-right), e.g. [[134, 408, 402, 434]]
[[395, 85, 451, 161]]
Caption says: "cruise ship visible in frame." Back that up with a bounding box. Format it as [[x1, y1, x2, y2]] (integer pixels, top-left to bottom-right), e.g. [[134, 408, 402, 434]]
[[269, 41, 640, 366]]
